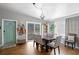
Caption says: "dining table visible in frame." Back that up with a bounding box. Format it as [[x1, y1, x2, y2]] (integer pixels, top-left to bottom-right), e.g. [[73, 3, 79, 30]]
[[42, 37, 56, 52], [33, 34, 56, 52]]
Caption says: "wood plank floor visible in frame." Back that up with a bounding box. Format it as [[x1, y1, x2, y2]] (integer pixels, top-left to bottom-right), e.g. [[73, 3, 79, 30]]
[[0, 41, 79, 55]]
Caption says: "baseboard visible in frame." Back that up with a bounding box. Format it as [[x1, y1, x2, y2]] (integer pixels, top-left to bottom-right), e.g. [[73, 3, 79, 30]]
[[0, 44, 2, 48], [2, 44, 16, 49]]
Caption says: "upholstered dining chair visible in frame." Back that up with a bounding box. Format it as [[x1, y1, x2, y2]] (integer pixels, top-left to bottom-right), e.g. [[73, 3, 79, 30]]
[[47, 36, 62, 55], [33, 34, 45, 50], [64, 33, 77, 49], [33, 34, 40, 47]]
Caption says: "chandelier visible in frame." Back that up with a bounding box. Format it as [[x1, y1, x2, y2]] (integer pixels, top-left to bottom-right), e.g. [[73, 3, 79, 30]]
[[33, 3, 48, 33], [33, 3, 45, 20]]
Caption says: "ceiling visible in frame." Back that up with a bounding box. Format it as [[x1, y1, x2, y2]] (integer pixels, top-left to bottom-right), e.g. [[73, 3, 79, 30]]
[[0, 3, 79, 21]]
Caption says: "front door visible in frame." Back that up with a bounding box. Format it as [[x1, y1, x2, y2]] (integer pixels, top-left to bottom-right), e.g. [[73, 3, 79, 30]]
[[4, 20, 16, 47]]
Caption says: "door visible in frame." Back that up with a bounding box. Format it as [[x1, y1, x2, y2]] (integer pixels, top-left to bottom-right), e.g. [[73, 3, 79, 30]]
[[4, 20, 16, 47]]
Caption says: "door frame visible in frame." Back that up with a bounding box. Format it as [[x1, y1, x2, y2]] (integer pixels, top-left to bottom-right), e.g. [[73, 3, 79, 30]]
[[2, 19, 17, 47], [26, 21, 41, 41]]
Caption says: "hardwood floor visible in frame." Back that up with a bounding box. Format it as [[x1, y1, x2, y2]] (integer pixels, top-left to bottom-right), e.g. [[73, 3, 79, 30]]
[[0, 41, 79, 55]]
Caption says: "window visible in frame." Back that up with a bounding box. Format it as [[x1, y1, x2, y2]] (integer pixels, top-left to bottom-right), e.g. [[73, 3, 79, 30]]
[[35, 24, 40, 34], [28, 23, 41, 34], [28, 23, 34, 34], [49, 23, 55, 33], [27, 22, 41, 40]]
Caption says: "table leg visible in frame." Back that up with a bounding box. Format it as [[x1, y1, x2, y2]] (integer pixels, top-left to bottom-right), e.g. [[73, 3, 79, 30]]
[[54, 48, 56, 55], [45, 40, 49, 52], [46, 45, 49, 52], [36, 42, 39, 49]]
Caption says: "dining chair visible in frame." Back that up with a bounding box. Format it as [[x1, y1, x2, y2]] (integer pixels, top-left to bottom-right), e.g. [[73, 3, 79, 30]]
[[64, 33, 76, 49], [33, 34, 45, 50], [47, 36, 62, 55], [33, 34, 41, 47]]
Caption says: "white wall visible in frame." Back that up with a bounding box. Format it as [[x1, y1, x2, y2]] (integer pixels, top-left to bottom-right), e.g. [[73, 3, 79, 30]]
[[0, 7, 50, 45], [54, 18, 65, 43], [0, 7, 44, 45], [54, 18, 65, 36], [53, 12, 79, 48]]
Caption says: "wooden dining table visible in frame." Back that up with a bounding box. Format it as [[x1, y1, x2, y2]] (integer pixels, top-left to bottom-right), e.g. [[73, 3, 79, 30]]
[[33, 34, 56, 52], [42, 37, 56, 52]]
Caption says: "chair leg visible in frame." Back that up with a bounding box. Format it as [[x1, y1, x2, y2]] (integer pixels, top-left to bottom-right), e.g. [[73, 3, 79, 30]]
[[54, 48, 56, 55], [36, 42, 39, 49], [74, 43, 75, 48], [50, 47, 52, 50], [58, 46, 60, 54], [41, 45, 43, 50], [72, 43, 73, 49], [33, 41, 35, 47], [65, 41, 66, 47]]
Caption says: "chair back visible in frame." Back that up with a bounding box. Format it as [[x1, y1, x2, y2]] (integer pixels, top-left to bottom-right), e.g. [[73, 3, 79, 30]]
[[68, 33, 77, 42], [33, 34, 41, 41], [65, 36, 68, 40], [47, 33, 54, 38], [43, 33, 54, 38], [55, 36, 62, 45], [33, 34, 45, 45]]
